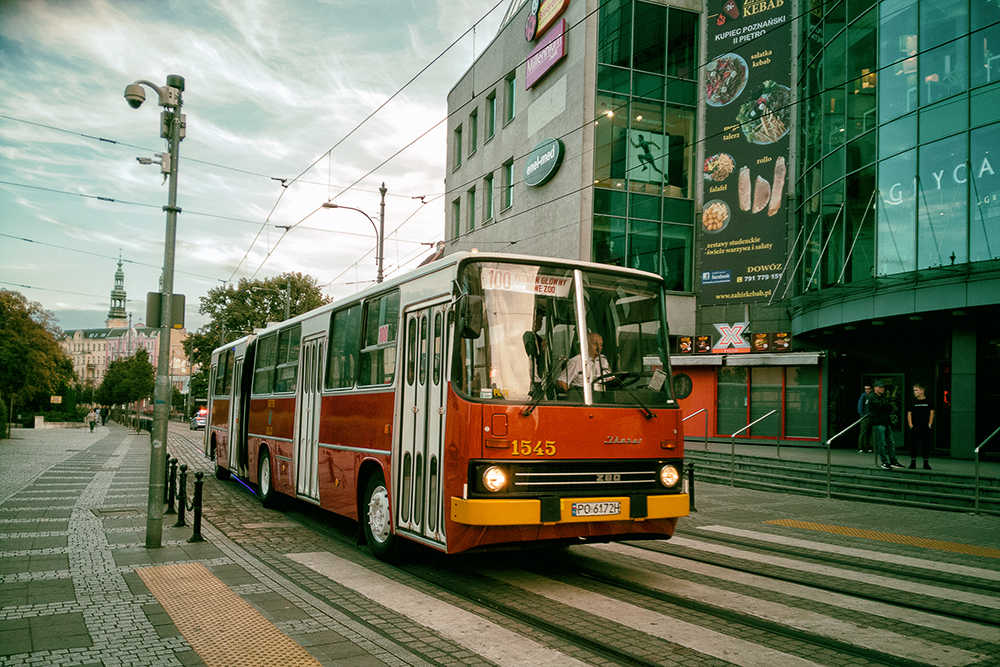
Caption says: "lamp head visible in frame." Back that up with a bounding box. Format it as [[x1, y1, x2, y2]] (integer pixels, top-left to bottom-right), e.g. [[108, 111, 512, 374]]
[[124, 83, 146, 109]]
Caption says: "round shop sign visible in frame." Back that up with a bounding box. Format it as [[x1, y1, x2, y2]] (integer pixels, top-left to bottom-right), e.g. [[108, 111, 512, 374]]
[[523, 138, 564, 187]]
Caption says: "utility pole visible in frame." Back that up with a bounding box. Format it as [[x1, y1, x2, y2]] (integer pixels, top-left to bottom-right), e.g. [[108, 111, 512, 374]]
[[125, 74, 185, 549], [378, 182, 387, 285]]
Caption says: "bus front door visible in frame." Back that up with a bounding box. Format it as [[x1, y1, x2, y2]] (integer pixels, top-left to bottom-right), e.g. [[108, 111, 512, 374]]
[[397, 301, 448, 547], [294, 336, 323, 503], [228, 356, 246, 477]]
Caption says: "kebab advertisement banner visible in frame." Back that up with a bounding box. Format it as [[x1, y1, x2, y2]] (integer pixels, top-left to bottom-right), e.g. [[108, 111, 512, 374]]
[[700, 0, 791, 303]]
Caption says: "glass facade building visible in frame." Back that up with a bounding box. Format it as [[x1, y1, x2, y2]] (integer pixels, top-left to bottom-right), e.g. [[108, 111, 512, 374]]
[[592, 0, 699, 293], [797, 0, 1000, 289]]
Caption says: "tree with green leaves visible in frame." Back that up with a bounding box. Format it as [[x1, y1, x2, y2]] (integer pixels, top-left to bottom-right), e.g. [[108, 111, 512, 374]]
[[96, 348, 155, 430], [182, 272, 330, 401], [1, 290, 75, 435]]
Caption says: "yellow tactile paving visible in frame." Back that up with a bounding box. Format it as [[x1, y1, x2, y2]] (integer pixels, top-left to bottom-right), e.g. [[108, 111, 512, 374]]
[[763, 519, 1000, 559], [137, 562, 321, 667]]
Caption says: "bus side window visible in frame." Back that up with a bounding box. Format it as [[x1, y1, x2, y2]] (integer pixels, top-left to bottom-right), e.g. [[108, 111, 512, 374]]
[[325, 305, 361, 389], [359, 290, 400, 386], [253, 335, 278, 394], [274, 324, 301, 393]]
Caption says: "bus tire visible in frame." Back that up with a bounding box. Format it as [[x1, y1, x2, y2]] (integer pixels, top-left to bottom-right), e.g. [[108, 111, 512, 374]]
[[258, 449, 278, 508], [363, 472, 399, 562], [215, 462, 230, 480]]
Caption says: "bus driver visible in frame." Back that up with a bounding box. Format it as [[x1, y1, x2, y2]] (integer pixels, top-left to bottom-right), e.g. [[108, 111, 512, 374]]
[[558, 332, 610, 392]]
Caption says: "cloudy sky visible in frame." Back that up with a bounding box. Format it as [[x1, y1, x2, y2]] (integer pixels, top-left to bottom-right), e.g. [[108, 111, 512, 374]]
[[0, 0, 506, 332]]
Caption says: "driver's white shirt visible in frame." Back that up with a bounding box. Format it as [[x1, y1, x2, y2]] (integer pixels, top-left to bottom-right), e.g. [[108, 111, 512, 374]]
[[564, 354, 610, 390]]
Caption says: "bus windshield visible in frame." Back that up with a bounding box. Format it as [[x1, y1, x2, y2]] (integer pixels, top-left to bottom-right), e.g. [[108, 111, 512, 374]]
[[454, 261, 675, 408]]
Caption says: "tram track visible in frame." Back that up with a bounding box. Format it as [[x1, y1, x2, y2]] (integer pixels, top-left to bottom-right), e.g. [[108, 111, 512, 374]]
[[672, 526, 1000, 595], [283, 499, 990, 667], [647, 530, 1000, 626]]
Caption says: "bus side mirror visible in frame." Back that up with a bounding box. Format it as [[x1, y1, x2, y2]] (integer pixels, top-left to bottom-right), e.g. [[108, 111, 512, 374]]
[[458, 295, 483, 339]]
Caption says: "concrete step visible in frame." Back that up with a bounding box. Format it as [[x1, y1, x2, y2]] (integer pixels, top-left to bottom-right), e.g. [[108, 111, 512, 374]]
[[686, 450, 1000, 515]]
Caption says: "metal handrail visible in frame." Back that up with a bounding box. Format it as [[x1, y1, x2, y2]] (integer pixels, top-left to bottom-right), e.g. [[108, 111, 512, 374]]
[[682, 408, 709, 450], [974, 425, 1000, 512], [728, 410, 778, 486], [826, 415, 866, 498]]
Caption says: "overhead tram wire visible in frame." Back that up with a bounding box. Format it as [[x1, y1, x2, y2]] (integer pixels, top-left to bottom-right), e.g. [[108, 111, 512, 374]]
[[226, 1, 507, 284], [0, 233, 222, 283]]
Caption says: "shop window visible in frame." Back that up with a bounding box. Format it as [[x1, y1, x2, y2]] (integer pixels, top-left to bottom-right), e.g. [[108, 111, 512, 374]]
[[717, 366, 748, 436], [786, 366, 820, 438], [750, 367, 782, 438]]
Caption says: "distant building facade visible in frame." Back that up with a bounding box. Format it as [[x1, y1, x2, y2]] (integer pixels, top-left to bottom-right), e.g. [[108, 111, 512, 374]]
[[59, 257, 189, 391]]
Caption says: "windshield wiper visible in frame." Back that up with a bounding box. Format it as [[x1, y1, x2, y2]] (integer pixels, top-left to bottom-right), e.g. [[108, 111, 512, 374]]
[[594, 372, 656, 420], [522, 356, 567, 416]]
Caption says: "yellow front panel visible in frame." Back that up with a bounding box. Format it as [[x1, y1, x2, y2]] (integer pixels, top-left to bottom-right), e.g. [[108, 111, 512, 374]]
[[450, 494, 689, 526]]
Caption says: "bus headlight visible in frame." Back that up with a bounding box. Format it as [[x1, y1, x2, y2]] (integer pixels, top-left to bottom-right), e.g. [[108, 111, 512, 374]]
[[482, 465, 508, 492], [659, 464, 680, 488]]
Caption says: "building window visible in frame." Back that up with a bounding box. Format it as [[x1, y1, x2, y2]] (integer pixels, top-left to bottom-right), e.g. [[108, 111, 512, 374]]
[[486, 92, 496, 139], [468, 109, 478, 155], [505, 71, 516, 123], [716, 366, 820, 440], [502, 161, 514, 210], [453, 125, 462, 169], [467, 187, 476, 232], [484, 172, 495, 222], [452, 198, 461, 239]]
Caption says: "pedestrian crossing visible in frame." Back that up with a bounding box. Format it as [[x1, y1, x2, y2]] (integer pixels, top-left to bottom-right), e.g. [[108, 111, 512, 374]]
[[289, 526, 999, 667]]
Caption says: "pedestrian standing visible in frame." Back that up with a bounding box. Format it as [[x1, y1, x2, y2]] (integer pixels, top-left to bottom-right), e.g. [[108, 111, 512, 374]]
[[869, 381, 903, 469], [857, 384, 873, 453], [907, 383, 935, 470], [85, 408, 97, 433]]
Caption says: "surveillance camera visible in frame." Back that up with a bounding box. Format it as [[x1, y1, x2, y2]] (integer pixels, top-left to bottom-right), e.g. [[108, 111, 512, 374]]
[[124, 83, 146, 109]]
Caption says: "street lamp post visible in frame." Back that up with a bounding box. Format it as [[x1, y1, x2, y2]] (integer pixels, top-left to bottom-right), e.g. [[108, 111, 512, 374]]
[[125, 74, 185, 549], [322, 182, 387, 283]]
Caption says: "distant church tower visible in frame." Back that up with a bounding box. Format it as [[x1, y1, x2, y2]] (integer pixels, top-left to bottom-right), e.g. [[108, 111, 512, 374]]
[[106, 255, 128, 328]]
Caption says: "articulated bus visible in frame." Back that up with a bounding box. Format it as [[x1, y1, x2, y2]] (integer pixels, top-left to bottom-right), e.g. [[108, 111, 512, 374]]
[[206, 252, 688, 559]]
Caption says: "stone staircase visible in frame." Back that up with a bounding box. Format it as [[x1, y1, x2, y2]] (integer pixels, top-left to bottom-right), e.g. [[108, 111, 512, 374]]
[[685, 449, 1000, 516]]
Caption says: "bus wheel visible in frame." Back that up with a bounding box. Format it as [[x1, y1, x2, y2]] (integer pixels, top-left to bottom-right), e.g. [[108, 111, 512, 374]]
[[258, 450, 278, 508], [363, 472, 399, 562], [214, 462, 230, 480]]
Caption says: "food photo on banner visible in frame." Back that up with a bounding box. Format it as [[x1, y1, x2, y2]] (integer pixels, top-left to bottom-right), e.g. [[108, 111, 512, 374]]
[[700, 0, 792, 303]]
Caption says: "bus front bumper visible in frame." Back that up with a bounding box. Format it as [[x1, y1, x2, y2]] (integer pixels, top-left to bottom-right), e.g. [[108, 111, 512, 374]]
[[450, 494, 689, 526]]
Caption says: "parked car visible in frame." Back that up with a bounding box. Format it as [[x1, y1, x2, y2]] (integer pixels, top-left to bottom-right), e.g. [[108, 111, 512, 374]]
[[189, 409, 207, 430]]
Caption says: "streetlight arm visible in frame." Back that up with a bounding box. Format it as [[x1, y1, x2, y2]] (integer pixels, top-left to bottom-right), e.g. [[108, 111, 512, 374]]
[[322, 203, 378, 237]]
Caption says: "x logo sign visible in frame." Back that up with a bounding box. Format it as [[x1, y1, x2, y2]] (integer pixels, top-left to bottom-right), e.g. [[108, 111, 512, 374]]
[[713, 322, 750, 350]]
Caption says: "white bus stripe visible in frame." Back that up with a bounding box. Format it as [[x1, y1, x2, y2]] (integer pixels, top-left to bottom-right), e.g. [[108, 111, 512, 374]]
[[286, 552, 591, 667], [591, 543, 1000, 644], [574, 547, 991, 667]]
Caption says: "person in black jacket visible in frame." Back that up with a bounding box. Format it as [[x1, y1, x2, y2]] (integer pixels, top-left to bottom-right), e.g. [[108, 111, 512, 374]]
[[869, 381, 903, 469], [857, 384, 873, 453], [907, 383, 935, 470]]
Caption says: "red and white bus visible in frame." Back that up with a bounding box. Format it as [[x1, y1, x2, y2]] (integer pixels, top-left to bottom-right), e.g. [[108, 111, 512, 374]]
[[206, 252, 688, 559]]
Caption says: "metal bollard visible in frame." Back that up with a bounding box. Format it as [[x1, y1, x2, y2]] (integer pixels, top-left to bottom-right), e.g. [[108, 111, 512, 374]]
[[163, 452, 170, 502], [165, 458, 178, 515], [173, 465, 187, 528], [188, 472, 205, 543], [687, 462, 697, 513]]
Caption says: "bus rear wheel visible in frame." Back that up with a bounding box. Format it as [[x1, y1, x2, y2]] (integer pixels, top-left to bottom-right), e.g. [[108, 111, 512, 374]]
[[363, 472, 399, 562], [258, 450, 278, 508]]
